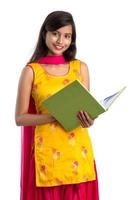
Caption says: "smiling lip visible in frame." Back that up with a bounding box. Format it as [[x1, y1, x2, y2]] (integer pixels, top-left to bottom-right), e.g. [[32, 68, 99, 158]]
[[53, 44, 64, 50]]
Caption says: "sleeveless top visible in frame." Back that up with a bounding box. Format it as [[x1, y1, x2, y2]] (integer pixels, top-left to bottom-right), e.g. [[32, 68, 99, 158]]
[[28, 59, 96, 187]]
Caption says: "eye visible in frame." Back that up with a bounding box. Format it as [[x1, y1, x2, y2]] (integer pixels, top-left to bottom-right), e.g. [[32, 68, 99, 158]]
[[65, 34, 72, 39], [52, 31, 58, 36]]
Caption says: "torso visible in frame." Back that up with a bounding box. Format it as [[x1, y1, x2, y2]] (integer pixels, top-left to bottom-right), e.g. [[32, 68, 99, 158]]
[[29, 60, 95, 187]]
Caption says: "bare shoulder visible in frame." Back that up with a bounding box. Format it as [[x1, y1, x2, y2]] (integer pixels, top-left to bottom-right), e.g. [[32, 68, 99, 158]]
[[15, 65, 34, 117], [80, 61, 88, 67], [19, 65, 34, 83], [21, 65, 33, 76], [79, 60, 90, 90], [80, 61, 89, 73]]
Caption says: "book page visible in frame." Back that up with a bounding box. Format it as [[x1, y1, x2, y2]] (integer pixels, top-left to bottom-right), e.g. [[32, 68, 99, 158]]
[[100, 86, 126, 110]]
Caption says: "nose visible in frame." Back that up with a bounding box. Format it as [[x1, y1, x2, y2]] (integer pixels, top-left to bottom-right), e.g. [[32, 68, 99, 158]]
[[57, 35, 63, 44]]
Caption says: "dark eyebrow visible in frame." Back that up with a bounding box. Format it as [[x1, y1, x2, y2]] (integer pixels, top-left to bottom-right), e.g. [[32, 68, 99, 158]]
[[55, 31, 72, 35], [65, 33, 72, 35]]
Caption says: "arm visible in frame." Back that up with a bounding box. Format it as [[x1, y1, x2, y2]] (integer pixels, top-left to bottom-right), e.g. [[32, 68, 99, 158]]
[[77, 61, 95, 128], [15, 66, 56, 126], [80, 61, 90, 90]]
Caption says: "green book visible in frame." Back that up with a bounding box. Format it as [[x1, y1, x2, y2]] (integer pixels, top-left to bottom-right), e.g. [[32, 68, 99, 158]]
[[42, 80, 126, 132]]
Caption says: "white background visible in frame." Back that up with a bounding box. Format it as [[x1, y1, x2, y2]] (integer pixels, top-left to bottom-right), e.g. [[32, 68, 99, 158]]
[[0, 0, 134, 199]]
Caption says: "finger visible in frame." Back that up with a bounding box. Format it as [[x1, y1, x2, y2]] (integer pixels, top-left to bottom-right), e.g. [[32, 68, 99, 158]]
[[77, 111, 89, 127], [80, 111, 90, 127], [77, 112, 86, 127], [77, 114, 85, 127], [83, 111, 94, 126]]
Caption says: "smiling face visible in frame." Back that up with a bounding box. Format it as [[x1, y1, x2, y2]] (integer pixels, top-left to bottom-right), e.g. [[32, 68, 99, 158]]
[[45, 25, 72, 55]]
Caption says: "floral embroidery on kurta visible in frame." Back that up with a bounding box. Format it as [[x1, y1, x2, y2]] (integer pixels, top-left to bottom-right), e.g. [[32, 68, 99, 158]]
[[52, 148, 61, 160], [81, 146, 88, 158], [68, 132, 75, 146], [62, 79, 70, 85]]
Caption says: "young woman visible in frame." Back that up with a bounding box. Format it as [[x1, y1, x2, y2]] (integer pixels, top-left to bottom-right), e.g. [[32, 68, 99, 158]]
[[15, 11, 99, 200]]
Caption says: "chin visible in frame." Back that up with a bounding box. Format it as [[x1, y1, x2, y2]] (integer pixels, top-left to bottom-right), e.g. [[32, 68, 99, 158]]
[[50, 46, 67, 55], [51, 50, 64, 55]]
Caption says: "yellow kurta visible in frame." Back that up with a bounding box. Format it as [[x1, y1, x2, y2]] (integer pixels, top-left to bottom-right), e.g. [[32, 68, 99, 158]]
[[29, 59, 96, 187]]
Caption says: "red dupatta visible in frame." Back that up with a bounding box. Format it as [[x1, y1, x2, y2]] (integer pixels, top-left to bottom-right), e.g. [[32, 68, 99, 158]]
[[20, 55, 68, 199], [20, 96, 36, 200]]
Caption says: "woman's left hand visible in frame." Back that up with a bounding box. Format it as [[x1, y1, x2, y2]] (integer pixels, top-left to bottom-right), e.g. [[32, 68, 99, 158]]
[[77, 110, 95, 128]]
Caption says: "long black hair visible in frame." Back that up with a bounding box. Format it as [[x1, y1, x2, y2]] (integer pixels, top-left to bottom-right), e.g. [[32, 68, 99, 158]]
[[28, 11, 77, 64]]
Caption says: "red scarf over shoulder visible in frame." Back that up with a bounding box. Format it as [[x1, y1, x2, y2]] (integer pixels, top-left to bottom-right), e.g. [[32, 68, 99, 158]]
[[20, 55, 68, 199]]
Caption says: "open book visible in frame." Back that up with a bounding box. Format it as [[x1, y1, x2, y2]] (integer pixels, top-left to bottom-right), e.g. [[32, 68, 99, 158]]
[[42, 80, 126, 132]]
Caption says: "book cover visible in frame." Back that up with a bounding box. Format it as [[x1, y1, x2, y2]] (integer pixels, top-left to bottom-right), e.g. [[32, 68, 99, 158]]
[[42, 80, 126, 132]]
